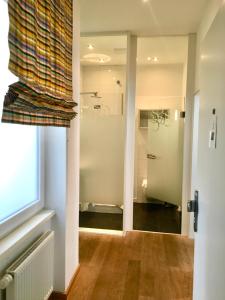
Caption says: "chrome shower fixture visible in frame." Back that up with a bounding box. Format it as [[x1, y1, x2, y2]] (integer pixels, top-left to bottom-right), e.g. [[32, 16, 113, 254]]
[[80, 91, 102, 99], [91, 92, 102, 99]]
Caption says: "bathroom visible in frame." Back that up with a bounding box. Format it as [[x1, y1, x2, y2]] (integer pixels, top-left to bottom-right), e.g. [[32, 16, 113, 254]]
[[79, 35, 127, 231], [133, 36, 188, 233], [79, 34, 188, 234]]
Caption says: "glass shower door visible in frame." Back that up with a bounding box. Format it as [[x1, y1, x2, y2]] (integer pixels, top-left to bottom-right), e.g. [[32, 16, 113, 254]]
[[146, 109, 184, 206], [80, 92, 125, 209]]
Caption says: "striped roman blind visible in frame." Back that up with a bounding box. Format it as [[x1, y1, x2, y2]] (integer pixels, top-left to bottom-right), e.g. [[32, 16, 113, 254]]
[[1, 0, 76, 127]]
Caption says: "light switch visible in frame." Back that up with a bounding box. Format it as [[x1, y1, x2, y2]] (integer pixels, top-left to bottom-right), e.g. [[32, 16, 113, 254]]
[[209, 108, 217, 149]]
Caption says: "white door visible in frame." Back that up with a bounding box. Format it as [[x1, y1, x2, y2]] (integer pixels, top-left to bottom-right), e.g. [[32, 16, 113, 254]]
[[146, 109, 183, 206], [193, 5, 225, 300]]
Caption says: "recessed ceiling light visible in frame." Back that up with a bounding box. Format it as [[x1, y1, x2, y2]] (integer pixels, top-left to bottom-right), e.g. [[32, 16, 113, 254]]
[[88, 44, 94, 50], [142, 0, 149, 3], [108, 69, 112, 72], [153, 57, 159, 62], [147, 57, 151, 61], [82, 53, 111, 64]]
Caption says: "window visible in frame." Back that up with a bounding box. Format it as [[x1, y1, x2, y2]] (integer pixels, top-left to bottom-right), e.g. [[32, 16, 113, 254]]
[[0, 125, 40, 221], [0, 1, 43, 233]]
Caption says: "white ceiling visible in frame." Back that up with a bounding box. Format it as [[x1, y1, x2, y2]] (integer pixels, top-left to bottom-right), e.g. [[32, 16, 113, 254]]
[[80, 0, 207, 36], [81, 36, 188, 66], [81, 36, 127, 65]]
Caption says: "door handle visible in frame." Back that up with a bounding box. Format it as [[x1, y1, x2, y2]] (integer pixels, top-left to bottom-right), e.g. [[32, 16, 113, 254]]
[[187, 190, 199, 233], [147, 154, 157, 160]]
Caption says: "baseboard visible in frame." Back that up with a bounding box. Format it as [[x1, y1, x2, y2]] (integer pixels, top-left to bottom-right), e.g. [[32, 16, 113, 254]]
[[49, 265, 80, 300], [49, 291, 67, 300], [65, 265, 81, 295]]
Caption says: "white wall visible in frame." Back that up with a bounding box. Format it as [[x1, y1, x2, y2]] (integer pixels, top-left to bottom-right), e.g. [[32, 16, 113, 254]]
[[81, 65, 126, 96], [136, 64, 184, 99], [45, 128, 67, 291], [193, 4, 225, 299], [0, 1, 80, 298], [66, 0, 80, 287], [189, 0, 223, 237], [134, 64, 184, 203], [195, 0, 223, 92]]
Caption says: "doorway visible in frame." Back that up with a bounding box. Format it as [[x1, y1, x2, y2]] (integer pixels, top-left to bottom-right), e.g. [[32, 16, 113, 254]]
[[133, 36, 188, 234], [189, 92, 200, 237], [79, 34, 127, 231]]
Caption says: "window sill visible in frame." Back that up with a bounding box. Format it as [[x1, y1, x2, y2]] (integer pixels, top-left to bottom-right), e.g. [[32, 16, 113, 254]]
[[0, 209, 55, 259]]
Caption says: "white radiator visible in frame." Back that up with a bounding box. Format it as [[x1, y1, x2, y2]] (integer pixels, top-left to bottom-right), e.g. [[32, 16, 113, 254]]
[[1, 231, 54, 300]]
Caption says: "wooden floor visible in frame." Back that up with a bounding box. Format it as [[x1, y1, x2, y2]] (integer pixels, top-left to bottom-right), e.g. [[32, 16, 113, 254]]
[[68, 231, 194, 300]]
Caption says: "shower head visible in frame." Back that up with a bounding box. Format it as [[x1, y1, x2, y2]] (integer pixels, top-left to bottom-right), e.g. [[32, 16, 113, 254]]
[[91, 92, 102, 99], [80, 91, 102, 99]]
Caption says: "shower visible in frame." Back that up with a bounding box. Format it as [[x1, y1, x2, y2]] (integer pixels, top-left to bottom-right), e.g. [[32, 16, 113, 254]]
[[80, 91, 103, 112], [80, 91, 102, 99], [79, 34, 127, 231]]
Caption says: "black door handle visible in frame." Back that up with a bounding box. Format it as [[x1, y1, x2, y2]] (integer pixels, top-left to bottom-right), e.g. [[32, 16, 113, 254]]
[[187, 190, 199, 232]]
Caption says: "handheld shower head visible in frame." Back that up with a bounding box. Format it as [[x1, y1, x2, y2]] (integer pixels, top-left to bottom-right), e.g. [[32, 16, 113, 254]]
[[91, 92, 102, 99], [80, 91, 102, 99]]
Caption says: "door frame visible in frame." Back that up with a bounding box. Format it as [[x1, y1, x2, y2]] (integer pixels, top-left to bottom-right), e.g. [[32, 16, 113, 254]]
[[80, 31, 136, 234], [181, 34, 197, 236], [189, 91, 200, 238], [79, 32, 197, 236], [125, 34, 197, 236]]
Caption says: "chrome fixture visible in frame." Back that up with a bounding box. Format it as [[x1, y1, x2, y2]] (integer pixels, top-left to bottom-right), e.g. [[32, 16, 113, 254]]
[[80, 92, 102, 99]]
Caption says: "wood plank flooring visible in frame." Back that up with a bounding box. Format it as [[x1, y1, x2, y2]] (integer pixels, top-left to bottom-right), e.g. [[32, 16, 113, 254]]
[[68, 231, 194, 300]]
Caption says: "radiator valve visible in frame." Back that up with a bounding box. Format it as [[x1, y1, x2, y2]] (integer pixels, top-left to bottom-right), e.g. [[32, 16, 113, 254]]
[[0, 274, 13, 290]]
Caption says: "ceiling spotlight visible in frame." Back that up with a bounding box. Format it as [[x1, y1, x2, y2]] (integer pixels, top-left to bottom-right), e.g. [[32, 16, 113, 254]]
[[99, 58, 105, 63], [142, 0, 149, 3], [88, 44, 94, 50], [153, 57, 159, 62], [108, 69, 112, 72], [147, 57, 151, 61]]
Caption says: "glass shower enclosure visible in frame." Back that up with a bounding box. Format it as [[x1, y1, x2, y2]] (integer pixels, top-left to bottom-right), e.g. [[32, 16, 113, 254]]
[[79, 35, 127, 230]]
